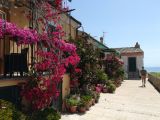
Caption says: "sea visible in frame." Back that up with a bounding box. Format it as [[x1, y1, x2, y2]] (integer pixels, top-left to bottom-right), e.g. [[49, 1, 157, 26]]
[[145, 67, 160, 73]]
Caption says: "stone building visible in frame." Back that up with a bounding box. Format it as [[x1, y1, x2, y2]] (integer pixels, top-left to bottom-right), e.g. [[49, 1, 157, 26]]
[[114, 42, 144, 79]]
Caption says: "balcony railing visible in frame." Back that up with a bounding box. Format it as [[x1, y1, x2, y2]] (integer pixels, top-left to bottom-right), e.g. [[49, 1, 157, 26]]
[[0, 35, 37, 79]]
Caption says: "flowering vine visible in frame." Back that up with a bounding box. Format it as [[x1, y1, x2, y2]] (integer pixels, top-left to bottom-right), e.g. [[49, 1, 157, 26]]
[[0, 19, 39, 44], [105, 54, 124, 79], [0, 0, 80, 111]]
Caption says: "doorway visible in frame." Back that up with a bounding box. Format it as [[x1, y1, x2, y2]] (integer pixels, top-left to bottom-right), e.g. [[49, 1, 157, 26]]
[[128, 57, 136, 72]]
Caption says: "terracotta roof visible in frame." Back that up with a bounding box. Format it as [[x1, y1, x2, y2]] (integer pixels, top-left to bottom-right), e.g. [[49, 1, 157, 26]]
[[114, 47, 143, 54]]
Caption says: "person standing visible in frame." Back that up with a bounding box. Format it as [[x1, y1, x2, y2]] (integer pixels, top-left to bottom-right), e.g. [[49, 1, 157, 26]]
[[140, 66, 147, 87]]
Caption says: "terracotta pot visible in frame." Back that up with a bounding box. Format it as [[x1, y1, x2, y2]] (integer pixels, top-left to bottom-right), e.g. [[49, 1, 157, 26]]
[[102, 88, 108, 93], [116, 83, 120, 87], [89, 100, 92, 107], [92, 99, 95, 105], [79, 107, 86, 113], [70, 106, 77, 113], [85, 103, 90, 110], [95, 98, 99, 103]]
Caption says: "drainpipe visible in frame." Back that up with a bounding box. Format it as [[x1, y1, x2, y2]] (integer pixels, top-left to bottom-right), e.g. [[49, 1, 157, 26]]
[[76, 23, 82, 38]]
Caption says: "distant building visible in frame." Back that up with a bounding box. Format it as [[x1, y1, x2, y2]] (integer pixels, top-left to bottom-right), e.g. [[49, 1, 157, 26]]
[[114, 42, 144, 79], [78, 31, 108, 50], [78, 31, 109, 69]]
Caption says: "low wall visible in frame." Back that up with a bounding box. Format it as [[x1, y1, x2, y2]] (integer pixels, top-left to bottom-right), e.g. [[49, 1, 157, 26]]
[[148, 74, 160, 92]]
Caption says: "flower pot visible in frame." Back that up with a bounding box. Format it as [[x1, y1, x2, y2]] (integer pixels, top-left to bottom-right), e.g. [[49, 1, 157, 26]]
[[89, 100, 92, 107], [116, 83, 120, 87], [102, 87, 108, 93], [95, 98, 99, 103], [85, 103, 90, 110], [92, 99, 95, 105], [79, 107, 86, 113], [108, 88, 115, 93], [70, 106, 77, 113]]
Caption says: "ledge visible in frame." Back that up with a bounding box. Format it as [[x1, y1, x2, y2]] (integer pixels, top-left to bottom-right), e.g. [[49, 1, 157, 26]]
[[148, 74, 160, 93], [0, 78, 27, 87]]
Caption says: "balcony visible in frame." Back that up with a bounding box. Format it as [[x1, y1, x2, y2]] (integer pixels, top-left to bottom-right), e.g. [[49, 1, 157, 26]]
[[0, 35, 37, 80]]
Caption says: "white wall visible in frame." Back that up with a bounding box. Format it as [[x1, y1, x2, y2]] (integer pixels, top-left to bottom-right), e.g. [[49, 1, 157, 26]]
[[121, 55, 144, 73], [121, 56, 128, 72], [136, 55, 144, 71]]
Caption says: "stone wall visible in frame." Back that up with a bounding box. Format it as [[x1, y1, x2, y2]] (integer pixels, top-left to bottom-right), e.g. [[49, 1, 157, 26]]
[[148, 74, 160, 92]]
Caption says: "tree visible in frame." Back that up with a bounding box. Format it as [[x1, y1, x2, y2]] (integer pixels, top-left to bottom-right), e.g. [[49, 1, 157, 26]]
[[69, 35, 107, 89]]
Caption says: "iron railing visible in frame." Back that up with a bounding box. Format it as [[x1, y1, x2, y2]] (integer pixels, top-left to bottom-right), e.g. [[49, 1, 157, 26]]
[[0, 36, 37, 79]]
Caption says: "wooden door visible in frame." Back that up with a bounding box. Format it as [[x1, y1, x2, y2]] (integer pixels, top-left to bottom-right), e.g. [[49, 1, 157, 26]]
[[128, 57, 136, 72]]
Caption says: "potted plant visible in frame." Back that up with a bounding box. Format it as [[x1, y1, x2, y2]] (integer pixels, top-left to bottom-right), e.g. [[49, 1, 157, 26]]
[[0, 99, 26, 120], [81, 95, 92, 110], [95, 92, 100, 103], [78, 100, 86, 113], [91, 98, 95, 105], [102, 86, 108, 93], [66, 98, 79, 113], [114, 79, 121, 87], [108, 84, 116, 93]]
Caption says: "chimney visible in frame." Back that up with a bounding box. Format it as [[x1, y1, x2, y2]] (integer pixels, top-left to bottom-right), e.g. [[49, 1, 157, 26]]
[[100, 37, 103, 44], [135, 42, 140, 48]]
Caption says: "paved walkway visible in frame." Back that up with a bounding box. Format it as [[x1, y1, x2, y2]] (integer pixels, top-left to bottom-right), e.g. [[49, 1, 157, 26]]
[[61, 80, 160, 120]]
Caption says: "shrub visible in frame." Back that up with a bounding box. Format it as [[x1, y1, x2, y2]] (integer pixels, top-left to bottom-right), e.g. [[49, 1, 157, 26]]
[[0, 99, 26, 120], [150, 72, 160, 78], [27, 107, 61, 120], [96, 69, 108, 84], [66, 98, 79, 106], [69, 37, 103, 88], [104, 55, 124, 80], [82, 89, 94, 97], [94, 92, 100, 103], [124, 72, 128, 79], [81, 95, 92, 104], [108, 84, 116, 93], [116, 68, 125, 78], [106, 80, 114, 86], [78, 100, 86, 108]]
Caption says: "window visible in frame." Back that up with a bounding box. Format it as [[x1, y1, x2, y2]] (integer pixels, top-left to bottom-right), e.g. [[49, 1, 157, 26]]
[[48, 24, 56, 35]]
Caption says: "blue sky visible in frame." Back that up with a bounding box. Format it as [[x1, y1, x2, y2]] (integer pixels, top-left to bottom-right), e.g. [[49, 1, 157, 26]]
[[68, 0, 160, 67]]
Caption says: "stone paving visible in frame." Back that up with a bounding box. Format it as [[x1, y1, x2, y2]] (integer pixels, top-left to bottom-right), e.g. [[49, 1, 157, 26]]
[[60, 80, 160, 120]]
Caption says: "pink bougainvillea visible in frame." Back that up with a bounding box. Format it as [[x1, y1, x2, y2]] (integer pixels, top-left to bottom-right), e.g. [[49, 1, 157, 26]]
[[0, 1, 80, 111], [105, 55, 124, 78], [0, 19, 39, 44]]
